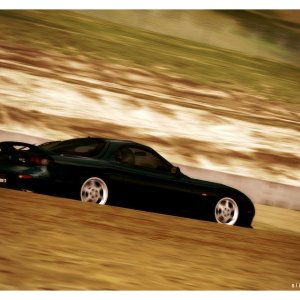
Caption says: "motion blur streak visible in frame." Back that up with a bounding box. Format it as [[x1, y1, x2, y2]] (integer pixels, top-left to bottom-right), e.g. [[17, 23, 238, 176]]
[[0, 10, 299, 187], [0, 10, 300, 291], [0, 189, 299, 290]]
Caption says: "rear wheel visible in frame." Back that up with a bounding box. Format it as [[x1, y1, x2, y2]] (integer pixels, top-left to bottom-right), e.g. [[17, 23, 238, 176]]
[[214, 197, 239, 225], [80, 177, 108, 204]]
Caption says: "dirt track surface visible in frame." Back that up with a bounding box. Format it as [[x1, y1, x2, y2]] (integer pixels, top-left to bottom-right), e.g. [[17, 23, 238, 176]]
[[0, 188, 299, 290]]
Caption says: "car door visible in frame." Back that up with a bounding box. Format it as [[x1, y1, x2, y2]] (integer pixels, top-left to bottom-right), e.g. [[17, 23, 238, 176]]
[[114, 145, 194, 215], [44, 139, 121, 198]]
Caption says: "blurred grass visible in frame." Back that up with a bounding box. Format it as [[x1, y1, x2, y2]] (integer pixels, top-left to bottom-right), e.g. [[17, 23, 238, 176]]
[[83, 10, 300, 65], [0, 10, 300, 103]]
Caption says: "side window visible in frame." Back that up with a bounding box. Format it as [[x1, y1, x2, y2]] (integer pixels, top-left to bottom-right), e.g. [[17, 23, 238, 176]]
[[48, 140, 106, 157], [116, 147, 135, 165], [116, 146, 170, 172]]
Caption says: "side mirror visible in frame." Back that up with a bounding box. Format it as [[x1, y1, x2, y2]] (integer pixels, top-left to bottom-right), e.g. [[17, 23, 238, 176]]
[[171, 166, 181, 177]]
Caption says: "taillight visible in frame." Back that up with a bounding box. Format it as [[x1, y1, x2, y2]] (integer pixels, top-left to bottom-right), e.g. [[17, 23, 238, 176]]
[[29, 155, 49, 166], [18, 174, 33, 179]]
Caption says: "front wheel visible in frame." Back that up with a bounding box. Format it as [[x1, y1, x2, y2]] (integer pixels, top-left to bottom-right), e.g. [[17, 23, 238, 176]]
[[80, 177, 109, 204], [214, 197, 239, 225]]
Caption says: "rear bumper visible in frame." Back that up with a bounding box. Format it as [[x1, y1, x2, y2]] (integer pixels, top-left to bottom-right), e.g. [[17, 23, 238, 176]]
[[1, 173, 36, 190], [0, 168, 50, 192]]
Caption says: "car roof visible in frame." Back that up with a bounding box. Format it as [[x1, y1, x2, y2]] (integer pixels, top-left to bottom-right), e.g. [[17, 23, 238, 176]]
[[71, 137, 147, 147], [39, 137, 151, 150]]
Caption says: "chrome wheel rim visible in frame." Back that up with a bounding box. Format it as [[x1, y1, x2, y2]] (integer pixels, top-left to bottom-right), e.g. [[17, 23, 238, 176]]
[[214, 197, 239, 225], [80, 177, 108, 205]]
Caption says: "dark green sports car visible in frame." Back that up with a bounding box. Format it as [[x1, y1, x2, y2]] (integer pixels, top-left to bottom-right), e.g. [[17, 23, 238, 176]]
[[0, 137, 255, 226]]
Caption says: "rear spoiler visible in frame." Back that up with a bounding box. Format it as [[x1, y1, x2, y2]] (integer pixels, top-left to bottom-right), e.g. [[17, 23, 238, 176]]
[[0, 141, 52, 166], [0, 141, 45, 154]]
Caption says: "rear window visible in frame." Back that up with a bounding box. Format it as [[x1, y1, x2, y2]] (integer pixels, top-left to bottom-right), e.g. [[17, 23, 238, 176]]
[[40, 139, 106, 157]]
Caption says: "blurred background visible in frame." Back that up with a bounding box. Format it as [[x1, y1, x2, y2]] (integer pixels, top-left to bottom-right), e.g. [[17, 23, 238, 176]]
[[0, 10, 299, 186], [1, 10, 300, 291]]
